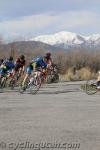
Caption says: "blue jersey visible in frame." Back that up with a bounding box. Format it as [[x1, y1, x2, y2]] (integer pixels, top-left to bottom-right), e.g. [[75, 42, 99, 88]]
[[3, 59, 15, 70], [31, 56, 47, 68]]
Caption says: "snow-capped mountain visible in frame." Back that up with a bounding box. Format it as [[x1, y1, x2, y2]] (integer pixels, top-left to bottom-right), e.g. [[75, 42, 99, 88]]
[[30, 31, 100, 49]]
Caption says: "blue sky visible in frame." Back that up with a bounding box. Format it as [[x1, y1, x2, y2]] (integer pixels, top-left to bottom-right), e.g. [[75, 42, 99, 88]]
[[0, 0, 100, 41]]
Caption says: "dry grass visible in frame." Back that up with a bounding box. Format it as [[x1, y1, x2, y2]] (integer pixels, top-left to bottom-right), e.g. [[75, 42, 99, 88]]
[[77, 68, 94, 80], [60, 67, 95, 81], [60, 68, 75, 81]]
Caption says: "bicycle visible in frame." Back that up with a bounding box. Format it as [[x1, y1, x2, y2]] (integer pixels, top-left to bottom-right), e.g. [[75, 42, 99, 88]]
[[0, 74, 7, 89], [9, 68, 24, 89], [19, 69, 46, 94], [0, 71, 14, 89], [46, 65, 59, 84]]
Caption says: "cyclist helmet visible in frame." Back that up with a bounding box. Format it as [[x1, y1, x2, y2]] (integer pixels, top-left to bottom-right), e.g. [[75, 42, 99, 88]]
[[45, 52, 51, 59], [9, 56, 13, 61], [20, 55, 25, 60]]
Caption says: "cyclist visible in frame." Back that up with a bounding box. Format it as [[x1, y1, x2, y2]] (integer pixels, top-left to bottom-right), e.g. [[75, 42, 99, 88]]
[[0, 56, 15, 79], [22, 52, 52, 87], [97, 71, 100, 89], [14, 55, 26, 74], [45, 52, 52, 66]]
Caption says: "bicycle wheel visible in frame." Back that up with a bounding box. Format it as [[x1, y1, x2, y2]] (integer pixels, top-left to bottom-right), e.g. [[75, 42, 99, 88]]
[[52, 74, 59, 83], [19, 78, 29, 94], [9, 72, 21, 89], [9, 77, 16, 90], [46, 75, 52, 84], [0, 77, 7, 89], [29, 76, 41, 94], [85, 79, 98, 95]]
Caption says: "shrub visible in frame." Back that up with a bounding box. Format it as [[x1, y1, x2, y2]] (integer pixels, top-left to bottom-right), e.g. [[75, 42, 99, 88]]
[[77, 68, 94, 80]]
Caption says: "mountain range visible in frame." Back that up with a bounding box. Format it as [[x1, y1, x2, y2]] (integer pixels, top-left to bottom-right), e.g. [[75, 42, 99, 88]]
[[0, 31, 100, 56], [30, 31, 100, 50]]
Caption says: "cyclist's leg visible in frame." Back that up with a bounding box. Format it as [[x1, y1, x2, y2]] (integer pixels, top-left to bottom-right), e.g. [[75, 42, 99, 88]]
[[97, 74, 100, 81], [0, 68, 7, 87], [14, 64, 19, 73], [0, 69, 3, 79], [22, 66, 32, 86]]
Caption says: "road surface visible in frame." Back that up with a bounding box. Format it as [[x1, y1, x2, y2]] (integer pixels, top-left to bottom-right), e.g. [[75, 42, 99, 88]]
[[0, 81, 100, 150]]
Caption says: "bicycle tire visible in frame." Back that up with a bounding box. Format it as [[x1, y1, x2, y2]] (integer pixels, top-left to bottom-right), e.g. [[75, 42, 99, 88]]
[[19, 79, 28, 94], [46, 75, 52, 84], [9, 77, 16, 89], [0, 77, 7, 89], [29, 76, 41, 94]]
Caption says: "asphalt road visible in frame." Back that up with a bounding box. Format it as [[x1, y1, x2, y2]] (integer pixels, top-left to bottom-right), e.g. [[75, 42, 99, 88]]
[[0, 81, 100, 150]]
